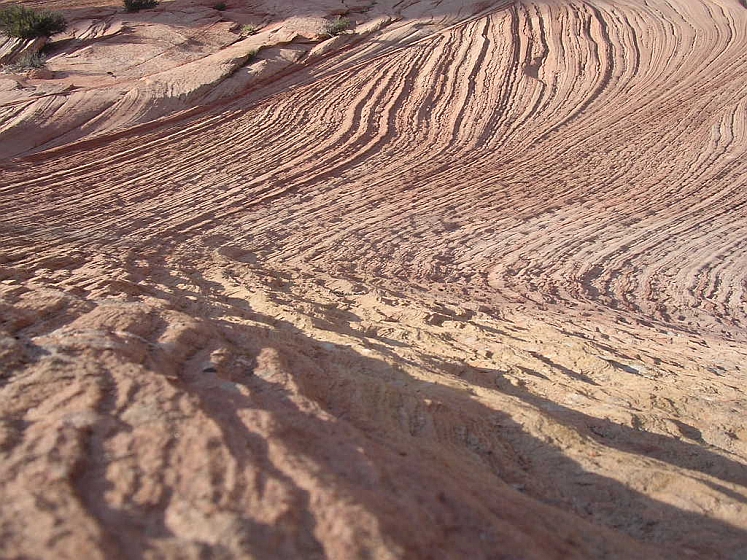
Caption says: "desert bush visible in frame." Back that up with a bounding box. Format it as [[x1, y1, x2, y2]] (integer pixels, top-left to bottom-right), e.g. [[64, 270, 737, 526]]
[[213, 2, 227, 10], [16, 52, 46, 68], [123, 0, 159, 13], [0, 5, 66, 39], [240, 24, 257, 37], [322, 17, 351, 38], [4, 52, 46, 72]]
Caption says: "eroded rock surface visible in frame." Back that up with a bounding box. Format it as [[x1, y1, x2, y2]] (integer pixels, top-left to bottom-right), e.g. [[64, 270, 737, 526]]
[[1, 0, 746, 558]]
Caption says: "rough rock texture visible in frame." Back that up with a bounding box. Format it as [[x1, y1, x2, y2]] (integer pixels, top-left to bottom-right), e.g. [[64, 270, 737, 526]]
[[1, 0, 747, 558], [0, 35, 46, 65]]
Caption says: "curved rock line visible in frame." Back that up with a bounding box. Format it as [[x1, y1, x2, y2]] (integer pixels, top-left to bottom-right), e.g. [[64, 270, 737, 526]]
[[2, 1, 747, 558]]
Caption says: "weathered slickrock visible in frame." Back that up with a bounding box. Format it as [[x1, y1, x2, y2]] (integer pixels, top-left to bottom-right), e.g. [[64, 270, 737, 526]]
[[1, 0, 746, 558], [0, 35, 46, 65]]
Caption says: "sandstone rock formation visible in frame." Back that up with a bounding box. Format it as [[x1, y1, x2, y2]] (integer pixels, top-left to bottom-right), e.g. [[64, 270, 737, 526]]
[[1, 0, 746, 558], [0, 35, 46, 65]]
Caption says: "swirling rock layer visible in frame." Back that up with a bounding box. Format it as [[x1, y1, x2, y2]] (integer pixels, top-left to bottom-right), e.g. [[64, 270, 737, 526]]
[[1, 0, 746, 558]]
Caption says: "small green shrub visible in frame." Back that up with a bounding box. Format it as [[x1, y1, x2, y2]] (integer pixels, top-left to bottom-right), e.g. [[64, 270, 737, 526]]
[[5, 52, 46, 71], [123, 0, 159, 13], [19, 52, 46, 68], [0, 5, 66, 39], [322, 17, 351, 38], [239, 24, 257, 37], [213, 2, 227, 10]]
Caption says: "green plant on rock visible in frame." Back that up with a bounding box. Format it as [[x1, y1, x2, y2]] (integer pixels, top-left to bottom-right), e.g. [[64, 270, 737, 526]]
[[322, 17, 351, 38], [17, 52, 46, 68], [213, 2, 227, 11], [0, 5, 66, 39], [240, 24, 258, 37], [5, 52, 47, 72], [123, 0, 159, 13]]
